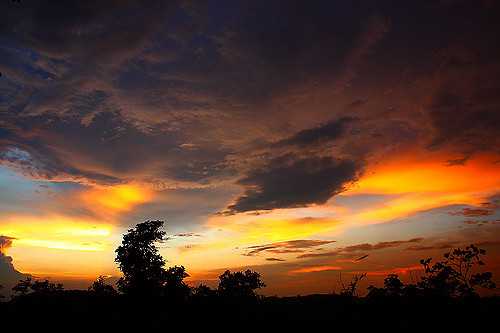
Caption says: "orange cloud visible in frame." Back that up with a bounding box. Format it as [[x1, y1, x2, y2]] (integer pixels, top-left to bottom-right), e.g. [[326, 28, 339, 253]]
[[80, 183, 153, 217], [344, 152, 500, 223], [289, 265, 343, 274], [364, 265, 423, 276]]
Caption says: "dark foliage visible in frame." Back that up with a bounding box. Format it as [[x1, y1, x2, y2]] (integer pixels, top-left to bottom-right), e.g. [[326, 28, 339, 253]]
[[418, 244, 496, 297], [163, 265, 191, 301], [115, 220, 168, 295], [218, 269, 265, 297], [339, 273, 366, 297], [3, 228, 498, 329], [12, 277, 63, 296], [367, 244, 496, 299], [88, 276, 117, 296]]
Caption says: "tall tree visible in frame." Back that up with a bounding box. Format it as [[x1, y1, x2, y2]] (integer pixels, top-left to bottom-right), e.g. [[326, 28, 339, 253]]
[[115, 220, 167, 296]]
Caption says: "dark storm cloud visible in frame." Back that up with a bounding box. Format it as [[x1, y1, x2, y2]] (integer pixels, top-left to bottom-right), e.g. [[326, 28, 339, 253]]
[[297, 238, 424, 258], [0, 94, 231, 185], [0, 108, 169, 183], [427, 90, 500, 154], [244, 239, 335, 257], [225, 155, 361, 214], [1, 0, 500, 212], [0, 0, 178, 62], [275, 117, 356, 147]]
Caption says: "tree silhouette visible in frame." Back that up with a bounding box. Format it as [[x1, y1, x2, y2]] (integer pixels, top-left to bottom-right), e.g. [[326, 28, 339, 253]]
[[339, 273, 366, 297], [88, 276, 117, 296], [192, 283, 217, 297], [115, 220, 168, 296], [217, 269, 265, 297], [418, 244, 496, 297], [366, 244, 496, 299], [163, 265, 191, 300], [12, 277, 63, 297], [367, 274, 411, 298]]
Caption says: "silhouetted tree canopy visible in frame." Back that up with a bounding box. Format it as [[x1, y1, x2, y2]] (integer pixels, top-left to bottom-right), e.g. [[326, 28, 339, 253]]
[[418, 244, 496, 297], [12, 277, 63, 297], [367, 244, 496, 299], [218, 269, 265, 297], [192, 283, 217, 297], [163, 265, 191, 300], [115, 220, 167, 296], [88, 276, 117, 296]]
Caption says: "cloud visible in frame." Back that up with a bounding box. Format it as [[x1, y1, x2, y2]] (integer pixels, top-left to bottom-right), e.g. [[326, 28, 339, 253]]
[[426, 73, 500, 155], [0, 1, 178, 63], [0, 235, 15, 253], [0, 108, 231, 186], [0, 235, 27, 287], [450, 208, 494, 217], [406, 241, 460, 251], [265, 258, 286, 262], [289, 265, 342, 274], [174, 233, 202, 238], [244, 239, 335, 257], [225, 155, 361, 214], [275, 117, 356, 147], [464, 220, 500, 226], [297, 238, 424, 258]]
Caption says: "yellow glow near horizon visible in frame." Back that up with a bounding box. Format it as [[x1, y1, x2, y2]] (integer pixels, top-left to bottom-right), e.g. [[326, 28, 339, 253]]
[[0, 215, 112, 252]]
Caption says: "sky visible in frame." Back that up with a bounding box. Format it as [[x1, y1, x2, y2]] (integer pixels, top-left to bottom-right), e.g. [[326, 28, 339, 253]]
[[0, 0, 499, 296]]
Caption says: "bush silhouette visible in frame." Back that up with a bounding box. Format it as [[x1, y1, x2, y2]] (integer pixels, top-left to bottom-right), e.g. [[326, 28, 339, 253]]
[[367, 244, 496, 299], [88, 276, 117, 296], [192, 283, 217, 297], [367, 274, 415, 298], [12, 277, 63, 297], [217, 269, 265, 297], [163, 265, 191, 300], [418, 244, 496, 297]]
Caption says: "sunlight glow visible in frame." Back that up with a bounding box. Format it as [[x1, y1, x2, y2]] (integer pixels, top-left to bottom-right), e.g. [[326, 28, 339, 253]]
[[80, 183, 153, 215]]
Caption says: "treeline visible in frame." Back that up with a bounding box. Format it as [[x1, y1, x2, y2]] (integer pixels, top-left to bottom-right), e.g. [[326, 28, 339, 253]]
[[1, 221, 499, 328], [2, 220, 496, 301]]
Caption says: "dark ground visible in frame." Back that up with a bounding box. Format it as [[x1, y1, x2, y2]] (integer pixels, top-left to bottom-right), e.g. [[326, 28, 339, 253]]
[[2, 293, 499, 329]]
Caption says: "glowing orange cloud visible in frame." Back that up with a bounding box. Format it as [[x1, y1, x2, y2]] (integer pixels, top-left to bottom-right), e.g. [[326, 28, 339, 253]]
[[289, 265, 343, 274], [344, 152, 500, 223], [80, 183, 153, 217], [364, 265, 423, 276], [352, 152, 499, 195]]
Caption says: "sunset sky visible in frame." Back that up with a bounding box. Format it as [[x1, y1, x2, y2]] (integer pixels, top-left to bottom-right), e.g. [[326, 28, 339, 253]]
[[1, 0, 499, 296]]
